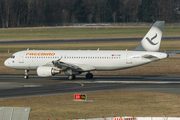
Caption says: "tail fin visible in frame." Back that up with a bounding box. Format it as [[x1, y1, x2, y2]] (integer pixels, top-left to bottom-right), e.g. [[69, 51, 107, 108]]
[[133, 21, 165, 52]]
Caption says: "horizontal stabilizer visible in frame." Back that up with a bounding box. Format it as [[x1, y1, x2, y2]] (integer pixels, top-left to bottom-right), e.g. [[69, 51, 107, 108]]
[[165, 51, 180, 55]]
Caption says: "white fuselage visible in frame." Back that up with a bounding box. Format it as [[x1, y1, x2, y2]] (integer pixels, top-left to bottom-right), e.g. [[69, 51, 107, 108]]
[[4, 50, 168, 71]]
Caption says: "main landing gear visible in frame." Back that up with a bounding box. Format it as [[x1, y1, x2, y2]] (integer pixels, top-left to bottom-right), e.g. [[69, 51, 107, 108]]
[[86, 72, 93, 79], [68, 72, 94, 80], [24, 70, 29, 79], [68, 74, 76, 80]]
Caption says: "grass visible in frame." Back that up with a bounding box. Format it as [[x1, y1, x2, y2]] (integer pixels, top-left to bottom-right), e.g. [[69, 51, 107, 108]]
[[1, 40, 180, 53], [1, 91, 180, 120], [0, 26, 180, 41], [1, 27, 180, 120]]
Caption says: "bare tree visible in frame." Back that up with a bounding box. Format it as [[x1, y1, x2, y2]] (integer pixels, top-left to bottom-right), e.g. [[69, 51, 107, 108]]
[[112, 12, 117, 23], [71, 13, 77, 25], [0, 0, 12, 28], [0, 0, 179, 27], [62, 9, 69, 25], [5, 0, 10, 28], [87, 13, 93, 23], [27, 0, 35, 25], [122, 0, 141, 22]]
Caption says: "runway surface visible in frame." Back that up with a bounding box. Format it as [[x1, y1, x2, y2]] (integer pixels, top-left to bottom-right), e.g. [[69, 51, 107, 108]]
[[1, 75, 180, 99], [0, 37, 180, 45]]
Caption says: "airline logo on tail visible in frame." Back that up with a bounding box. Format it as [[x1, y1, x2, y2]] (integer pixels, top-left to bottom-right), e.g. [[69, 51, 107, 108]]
[[146, 33, 158, 45]]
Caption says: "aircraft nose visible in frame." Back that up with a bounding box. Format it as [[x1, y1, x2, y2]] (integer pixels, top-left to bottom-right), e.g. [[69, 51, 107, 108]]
[[4, 59, 10, 67]]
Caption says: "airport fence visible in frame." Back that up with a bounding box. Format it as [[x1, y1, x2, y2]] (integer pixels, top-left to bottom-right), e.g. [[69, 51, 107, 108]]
[[69, 116, 180, 120]]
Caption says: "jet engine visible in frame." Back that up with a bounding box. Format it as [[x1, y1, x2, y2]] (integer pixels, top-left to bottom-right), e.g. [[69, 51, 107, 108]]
[[37, 66, 61, 77]]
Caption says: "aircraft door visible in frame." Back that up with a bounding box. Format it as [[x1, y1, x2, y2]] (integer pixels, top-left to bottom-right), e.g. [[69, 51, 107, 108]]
[[19, 53, 25, 63], [126, 53, 132, 64]]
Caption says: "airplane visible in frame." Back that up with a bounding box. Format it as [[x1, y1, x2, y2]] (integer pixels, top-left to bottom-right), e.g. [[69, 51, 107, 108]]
[[4, 21, 171, 80]]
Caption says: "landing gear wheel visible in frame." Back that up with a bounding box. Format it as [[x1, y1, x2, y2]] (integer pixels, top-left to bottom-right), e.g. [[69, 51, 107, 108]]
[[68, 74, 76, 80], [24, 75, 29, 79], [86, 73, 93, 79], [24, 70, 29, 79]]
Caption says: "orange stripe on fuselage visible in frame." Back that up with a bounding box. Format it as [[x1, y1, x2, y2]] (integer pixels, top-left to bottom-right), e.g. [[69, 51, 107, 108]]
[[26, 53, 55, 56]]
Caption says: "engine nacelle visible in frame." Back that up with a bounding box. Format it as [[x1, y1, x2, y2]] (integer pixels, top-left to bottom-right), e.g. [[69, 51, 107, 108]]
[[37, 66, 61, 77]]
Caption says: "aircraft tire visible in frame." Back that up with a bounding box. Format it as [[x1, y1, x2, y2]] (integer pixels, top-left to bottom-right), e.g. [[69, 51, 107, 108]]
[[86, 73, 93, 79], [24, 75, 29, 79], [68, 75, 76, 80]]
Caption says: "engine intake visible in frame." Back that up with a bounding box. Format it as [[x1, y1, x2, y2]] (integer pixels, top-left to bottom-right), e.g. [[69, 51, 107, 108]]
[[37, 66, 61, 77]]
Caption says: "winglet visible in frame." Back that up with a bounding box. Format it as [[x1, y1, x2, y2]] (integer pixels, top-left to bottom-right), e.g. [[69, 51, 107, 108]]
[[133, 21, 165, 52]]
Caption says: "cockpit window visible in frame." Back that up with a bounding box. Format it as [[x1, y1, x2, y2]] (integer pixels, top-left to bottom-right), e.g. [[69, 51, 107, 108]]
[[10, 55, 15, 59]]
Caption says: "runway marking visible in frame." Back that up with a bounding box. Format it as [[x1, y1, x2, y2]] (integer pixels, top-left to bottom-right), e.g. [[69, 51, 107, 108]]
[[81, 81, 180, 84], [60, 81, 84, 87], [2, 75, 180, 80], [74, 82, 84, 87]]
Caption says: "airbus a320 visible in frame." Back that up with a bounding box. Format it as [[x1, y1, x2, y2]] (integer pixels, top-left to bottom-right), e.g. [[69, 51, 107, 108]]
[[5, 21, 175, 80]]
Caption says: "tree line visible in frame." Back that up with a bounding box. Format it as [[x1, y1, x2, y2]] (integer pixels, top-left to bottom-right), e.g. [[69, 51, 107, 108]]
[[0, 0, 180, 28]]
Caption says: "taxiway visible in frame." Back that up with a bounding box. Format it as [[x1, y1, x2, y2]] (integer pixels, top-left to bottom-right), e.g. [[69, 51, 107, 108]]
[[0, 37, 180, 45], [1, 75, 180, 99]]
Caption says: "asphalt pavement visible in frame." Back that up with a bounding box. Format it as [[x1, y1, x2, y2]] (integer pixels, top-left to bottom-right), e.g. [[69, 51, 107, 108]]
[[0, 37, 180, 45], [1, 75, 180, 99]]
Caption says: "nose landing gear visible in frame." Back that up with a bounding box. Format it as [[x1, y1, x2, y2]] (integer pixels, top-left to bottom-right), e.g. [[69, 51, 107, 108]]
[[24, 70, 29, 79]]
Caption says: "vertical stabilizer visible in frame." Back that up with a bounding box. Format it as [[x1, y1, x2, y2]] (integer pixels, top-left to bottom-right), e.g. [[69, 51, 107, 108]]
[[133, 21, 165, 52]]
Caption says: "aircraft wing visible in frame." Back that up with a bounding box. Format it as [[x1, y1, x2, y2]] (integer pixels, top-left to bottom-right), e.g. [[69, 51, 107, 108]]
[[52, 59, 96, 71]]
